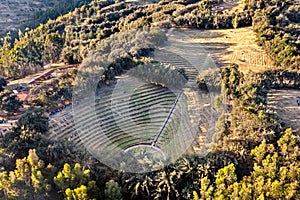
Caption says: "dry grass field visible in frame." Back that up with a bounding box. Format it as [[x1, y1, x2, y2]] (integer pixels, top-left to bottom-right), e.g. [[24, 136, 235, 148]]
[[268, 89, 300, 133], [186, 27, 275, 73]]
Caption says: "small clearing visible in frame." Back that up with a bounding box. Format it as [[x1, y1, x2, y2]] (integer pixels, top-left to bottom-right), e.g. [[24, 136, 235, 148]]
[[267, 89, 300, 133]]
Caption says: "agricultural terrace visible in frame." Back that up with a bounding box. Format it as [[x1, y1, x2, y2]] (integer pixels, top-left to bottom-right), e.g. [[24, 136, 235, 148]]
[[189, 27, 274, 73]]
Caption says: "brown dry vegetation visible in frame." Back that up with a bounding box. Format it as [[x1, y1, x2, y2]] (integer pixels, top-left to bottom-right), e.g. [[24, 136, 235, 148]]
[[189, 27, 275, 73]]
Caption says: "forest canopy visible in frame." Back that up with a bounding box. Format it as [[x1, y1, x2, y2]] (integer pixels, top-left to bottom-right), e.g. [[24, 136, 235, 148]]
[[0, 0, 299, 199]]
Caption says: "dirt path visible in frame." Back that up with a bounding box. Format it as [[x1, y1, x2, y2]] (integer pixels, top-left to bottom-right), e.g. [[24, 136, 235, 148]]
[[267, 89, 300, 133]]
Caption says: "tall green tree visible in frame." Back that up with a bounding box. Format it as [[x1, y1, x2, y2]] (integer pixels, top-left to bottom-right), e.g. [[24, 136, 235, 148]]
[[105, 180, 123, 200], [54, 163, 99, 199], [232, 15, 239, 29], [0, 149, 51, 199], [16, 107, 49, 134]]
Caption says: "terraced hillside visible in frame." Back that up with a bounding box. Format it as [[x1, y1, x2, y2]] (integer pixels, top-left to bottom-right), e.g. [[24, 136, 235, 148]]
[[153, 29, 220, 155], [188, 27, 275, 73], [49, 79, 187, 168], [0, 0, 91, 38], [0, 0, 58, 37]]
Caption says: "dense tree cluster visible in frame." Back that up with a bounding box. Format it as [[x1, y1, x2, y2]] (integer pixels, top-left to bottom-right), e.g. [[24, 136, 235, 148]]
[[251, 69, 300, 89], [128, 62, 188, 89], [0, 77, 7, 92], [0, 90, 23, 115], [193, 128, 299, 200], [0, 149, 51, 199], [75, 27, 166, 94], [54, 163, 99, 199], [252, 0, 300, 69]]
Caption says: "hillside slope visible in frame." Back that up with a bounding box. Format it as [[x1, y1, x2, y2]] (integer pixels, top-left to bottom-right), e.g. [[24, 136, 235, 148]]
[[0, 0, 92, 38], [0, 0, 254, 79]]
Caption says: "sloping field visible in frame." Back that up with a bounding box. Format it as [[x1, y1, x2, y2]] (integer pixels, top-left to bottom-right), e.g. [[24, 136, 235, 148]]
[[48, 80, 191, 162], [267, 89, 300, 133], [153, 29, 220, 155], [0, 0, 62, 37], [184, 27, 275, 73]]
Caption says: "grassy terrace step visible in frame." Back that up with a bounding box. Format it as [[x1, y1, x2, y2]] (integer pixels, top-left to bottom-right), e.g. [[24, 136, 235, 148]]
[[153, 49, 200, 82], [48, 81, 182, 151], [83, 129, 153, 149], [98, 123, 162, 138], [109, 91, 175, 110], [94, 97, 176, 126]]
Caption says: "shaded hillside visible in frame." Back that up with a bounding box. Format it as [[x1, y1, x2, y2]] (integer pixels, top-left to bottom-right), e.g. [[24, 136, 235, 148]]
[[0, 0, 91, 38]]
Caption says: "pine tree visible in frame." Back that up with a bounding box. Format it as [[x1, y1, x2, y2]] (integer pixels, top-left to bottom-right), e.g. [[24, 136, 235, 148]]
[[193, 191, 199, 200], [104, 180, 123, 200], [200, 176, 213, 200]]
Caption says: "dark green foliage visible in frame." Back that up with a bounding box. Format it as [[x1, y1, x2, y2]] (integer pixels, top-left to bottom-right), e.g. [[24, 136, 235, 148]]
[[0, 90, 23, 113], [129, 62, 188, 89], [0, 1, 299, 200], [252, 1, 300, 69], [0, 108, 49, 161], [250, 69, 300, 90], [221, 64, 243, 98], [0, 149, 52, 199], [105, 180, 123, 200], [54, 163, 100, 199], [17, 108, 49, 134], [0, 0, 255, 79], [193, 128, 299, 199], [0, 77, 7, 92]]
